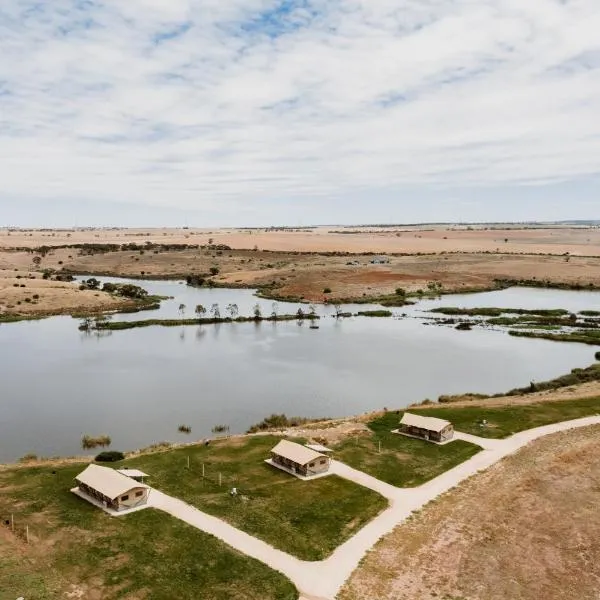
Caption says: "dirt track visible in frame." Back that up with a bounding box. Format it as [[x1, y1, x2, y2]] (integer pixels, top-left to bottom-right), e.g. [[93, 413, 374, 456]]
[[339, 423, 600, 600]]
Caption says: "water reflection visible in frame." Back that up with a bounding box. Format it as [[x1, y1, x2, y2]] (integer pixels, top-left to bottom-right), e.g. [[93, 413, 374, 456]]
[[0, 277, 598, 462]]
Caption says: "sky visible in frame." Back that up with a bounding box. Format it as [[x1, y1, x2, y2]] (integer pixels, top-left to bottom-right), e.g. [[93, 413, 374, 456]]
[[1, 0, 599, 227]]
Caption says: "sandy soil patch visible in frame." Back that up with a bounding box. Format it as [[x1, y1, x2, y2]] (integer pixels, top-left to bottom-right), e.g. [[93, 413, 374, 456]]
[[339, 424, 600, 600], [0, 268, 135, 316]]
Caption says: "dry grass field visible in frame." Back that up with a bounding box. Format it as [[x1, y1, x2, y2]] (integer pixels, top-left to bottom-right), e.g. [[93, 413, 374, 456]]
[[339, 424, 600, 600], [2, 225, 600, 255]]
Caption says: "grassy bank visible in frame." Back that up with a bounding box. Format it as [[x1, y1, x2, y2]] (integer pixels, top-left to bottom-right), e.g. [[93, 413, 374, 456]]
[[413, 396, 600, 438], [121, 435, 387, 561], [508, 330, 600, 345], [0, 463, 297, 600], [430, 307, 570, 317], [87, 312, 320, 331], [332, 413, 481, 487], [435, 362, 600, 403]]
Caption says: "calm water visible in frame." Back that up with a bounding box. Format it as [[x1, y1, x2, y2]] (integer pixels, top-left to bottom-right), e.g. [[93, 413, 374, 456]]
[[0, 279, 598, 462]]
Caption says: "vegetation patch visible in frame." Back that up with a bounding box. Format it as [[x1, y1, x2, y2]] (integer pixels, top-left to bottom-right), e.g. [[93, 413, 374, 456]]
[[246, 413, 328, 433], [81, 434, 111, 450], [412, 396, 600, 439], [332, 412, 481, 487], [355, 310, 393, 317], [0, 464, 297, 600], [508, 329, 600, 345], [430, 307, 570, 317], [84, 312, 320, 331], [122, 435, 387, 560]]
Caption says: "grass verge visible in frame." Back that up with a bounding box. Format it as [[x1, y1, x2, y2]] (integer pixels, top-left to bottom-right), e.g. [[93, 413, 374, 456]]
[[413, 396, 600, 438], [332, 413, 481, 487], [117, 435, 387, 561], [0, 463, 297, 600]]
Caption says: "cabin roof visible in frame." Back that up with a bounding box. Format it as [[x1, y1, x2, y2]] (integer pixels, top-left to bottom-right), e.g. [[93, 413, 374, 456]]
[[271, 440, 327, 465], [116, 468, 149, 478], [76, 464, 148, 500], [400, 412, 452, 433]]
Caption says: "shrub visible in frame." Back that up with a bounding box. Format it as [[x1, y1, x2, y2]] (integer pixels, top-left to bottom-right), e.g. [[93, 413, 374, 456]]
[[209, 266, 220, 276], [178, 424, 192, 434], [19, 453, 38, 463], [323, 287, 332, 294], [596, 351, 600, 361], [82, 434, 111, 449], [95, 450, 125, 462]]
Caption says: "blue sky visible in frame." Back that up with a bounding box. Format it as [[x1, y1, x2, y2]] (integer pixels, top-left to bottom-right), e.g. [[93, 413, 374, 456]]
[[1, 0, 599, 227]]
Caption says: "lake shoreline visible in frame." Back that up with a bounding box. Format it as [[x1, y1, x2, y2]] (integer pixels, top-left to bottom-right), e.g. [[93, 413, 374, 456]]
[[3, 360, 600, 468]]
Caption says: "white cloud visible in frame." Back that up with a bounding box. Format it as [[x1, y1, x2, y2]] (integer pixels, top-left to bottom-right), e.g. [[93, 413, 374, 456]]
[[1, 0, 599, 222]]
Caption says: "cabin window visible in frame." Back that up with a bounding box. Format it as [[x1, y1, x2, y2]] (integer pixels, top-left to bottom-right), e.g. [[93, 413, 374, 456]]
[[320, 459, 327, 464], [309, 462, 315, 467], [135, 491, 143, 497], [121, 495, 129, 501]]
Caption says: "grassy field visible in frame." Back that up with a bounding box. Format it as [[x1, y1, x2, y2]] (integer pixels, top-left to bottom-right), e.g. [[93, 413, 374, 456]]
[[0, 463, 297, 600], [414, 396, 600, 438], [119, 435, 387, 561], [332, 413, 481, 487]]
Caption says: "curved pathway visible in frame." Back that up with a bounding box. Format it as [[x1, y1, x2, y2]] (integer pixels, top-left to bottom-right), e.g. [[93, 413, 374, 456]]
[[146, 415, 600, 600]]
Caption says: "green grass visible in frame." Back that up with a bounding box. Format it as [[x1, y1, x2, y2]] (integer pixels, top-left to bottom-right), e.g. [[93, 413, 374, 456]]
[[332, 413, 481, 487], [0, 463, 297, 600], [119, 435, 387, 561], [411, 396, 600, 439]]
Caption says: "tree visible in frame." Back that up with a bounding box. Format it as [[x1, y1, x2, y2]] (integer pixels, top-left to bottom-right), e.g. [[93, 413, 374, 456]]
[[80, 316, 93, 331], [297, 307, 304, 318], [210, 303, 220, 319], [178, 303, 186, 317], [226, 303, 239, 318], [253, 303, 262, 319], [271, 302, 279, 318], [208, 237, 214, 245], [308, 304, 317, 317], [333, 303, 343, 318], [195, 304, 206, 318], [209, 266, 220, 276], [395, 288, 406, 297]]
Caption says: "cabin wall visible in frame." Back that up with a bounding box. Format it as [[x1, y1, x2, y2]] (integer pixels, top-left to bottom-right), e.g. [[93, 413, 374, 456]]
[[116, 487, 149, 509]]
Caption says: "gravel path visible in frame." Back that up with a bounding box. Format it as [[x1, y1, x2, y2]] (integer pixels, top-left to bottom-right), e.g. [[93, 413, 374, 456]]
[[147, 415, 600, 600]]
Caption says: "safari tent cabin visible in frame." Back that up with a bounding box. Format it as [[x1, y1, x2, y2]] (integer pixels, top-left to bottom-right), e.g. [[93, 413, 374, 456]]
[[398, 413, 454, 443], [270, 440, 330, 477], [75, 464, 149, 511]]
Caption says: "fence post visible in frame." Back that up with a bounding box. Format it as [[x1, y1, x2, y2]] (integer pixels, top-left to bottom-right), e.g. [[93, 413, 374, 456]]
[[26, 525, 29, 544], [11, 514, 14, 532]]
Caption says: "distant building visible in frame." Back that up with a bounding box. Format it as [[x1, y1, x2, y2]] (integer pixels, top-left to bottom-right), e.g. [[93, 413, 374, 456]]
[[268, 440, 330, 478], [397, 412, 454, 443], [74, 464, 149, 511], [370, 256, 390, 264]]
